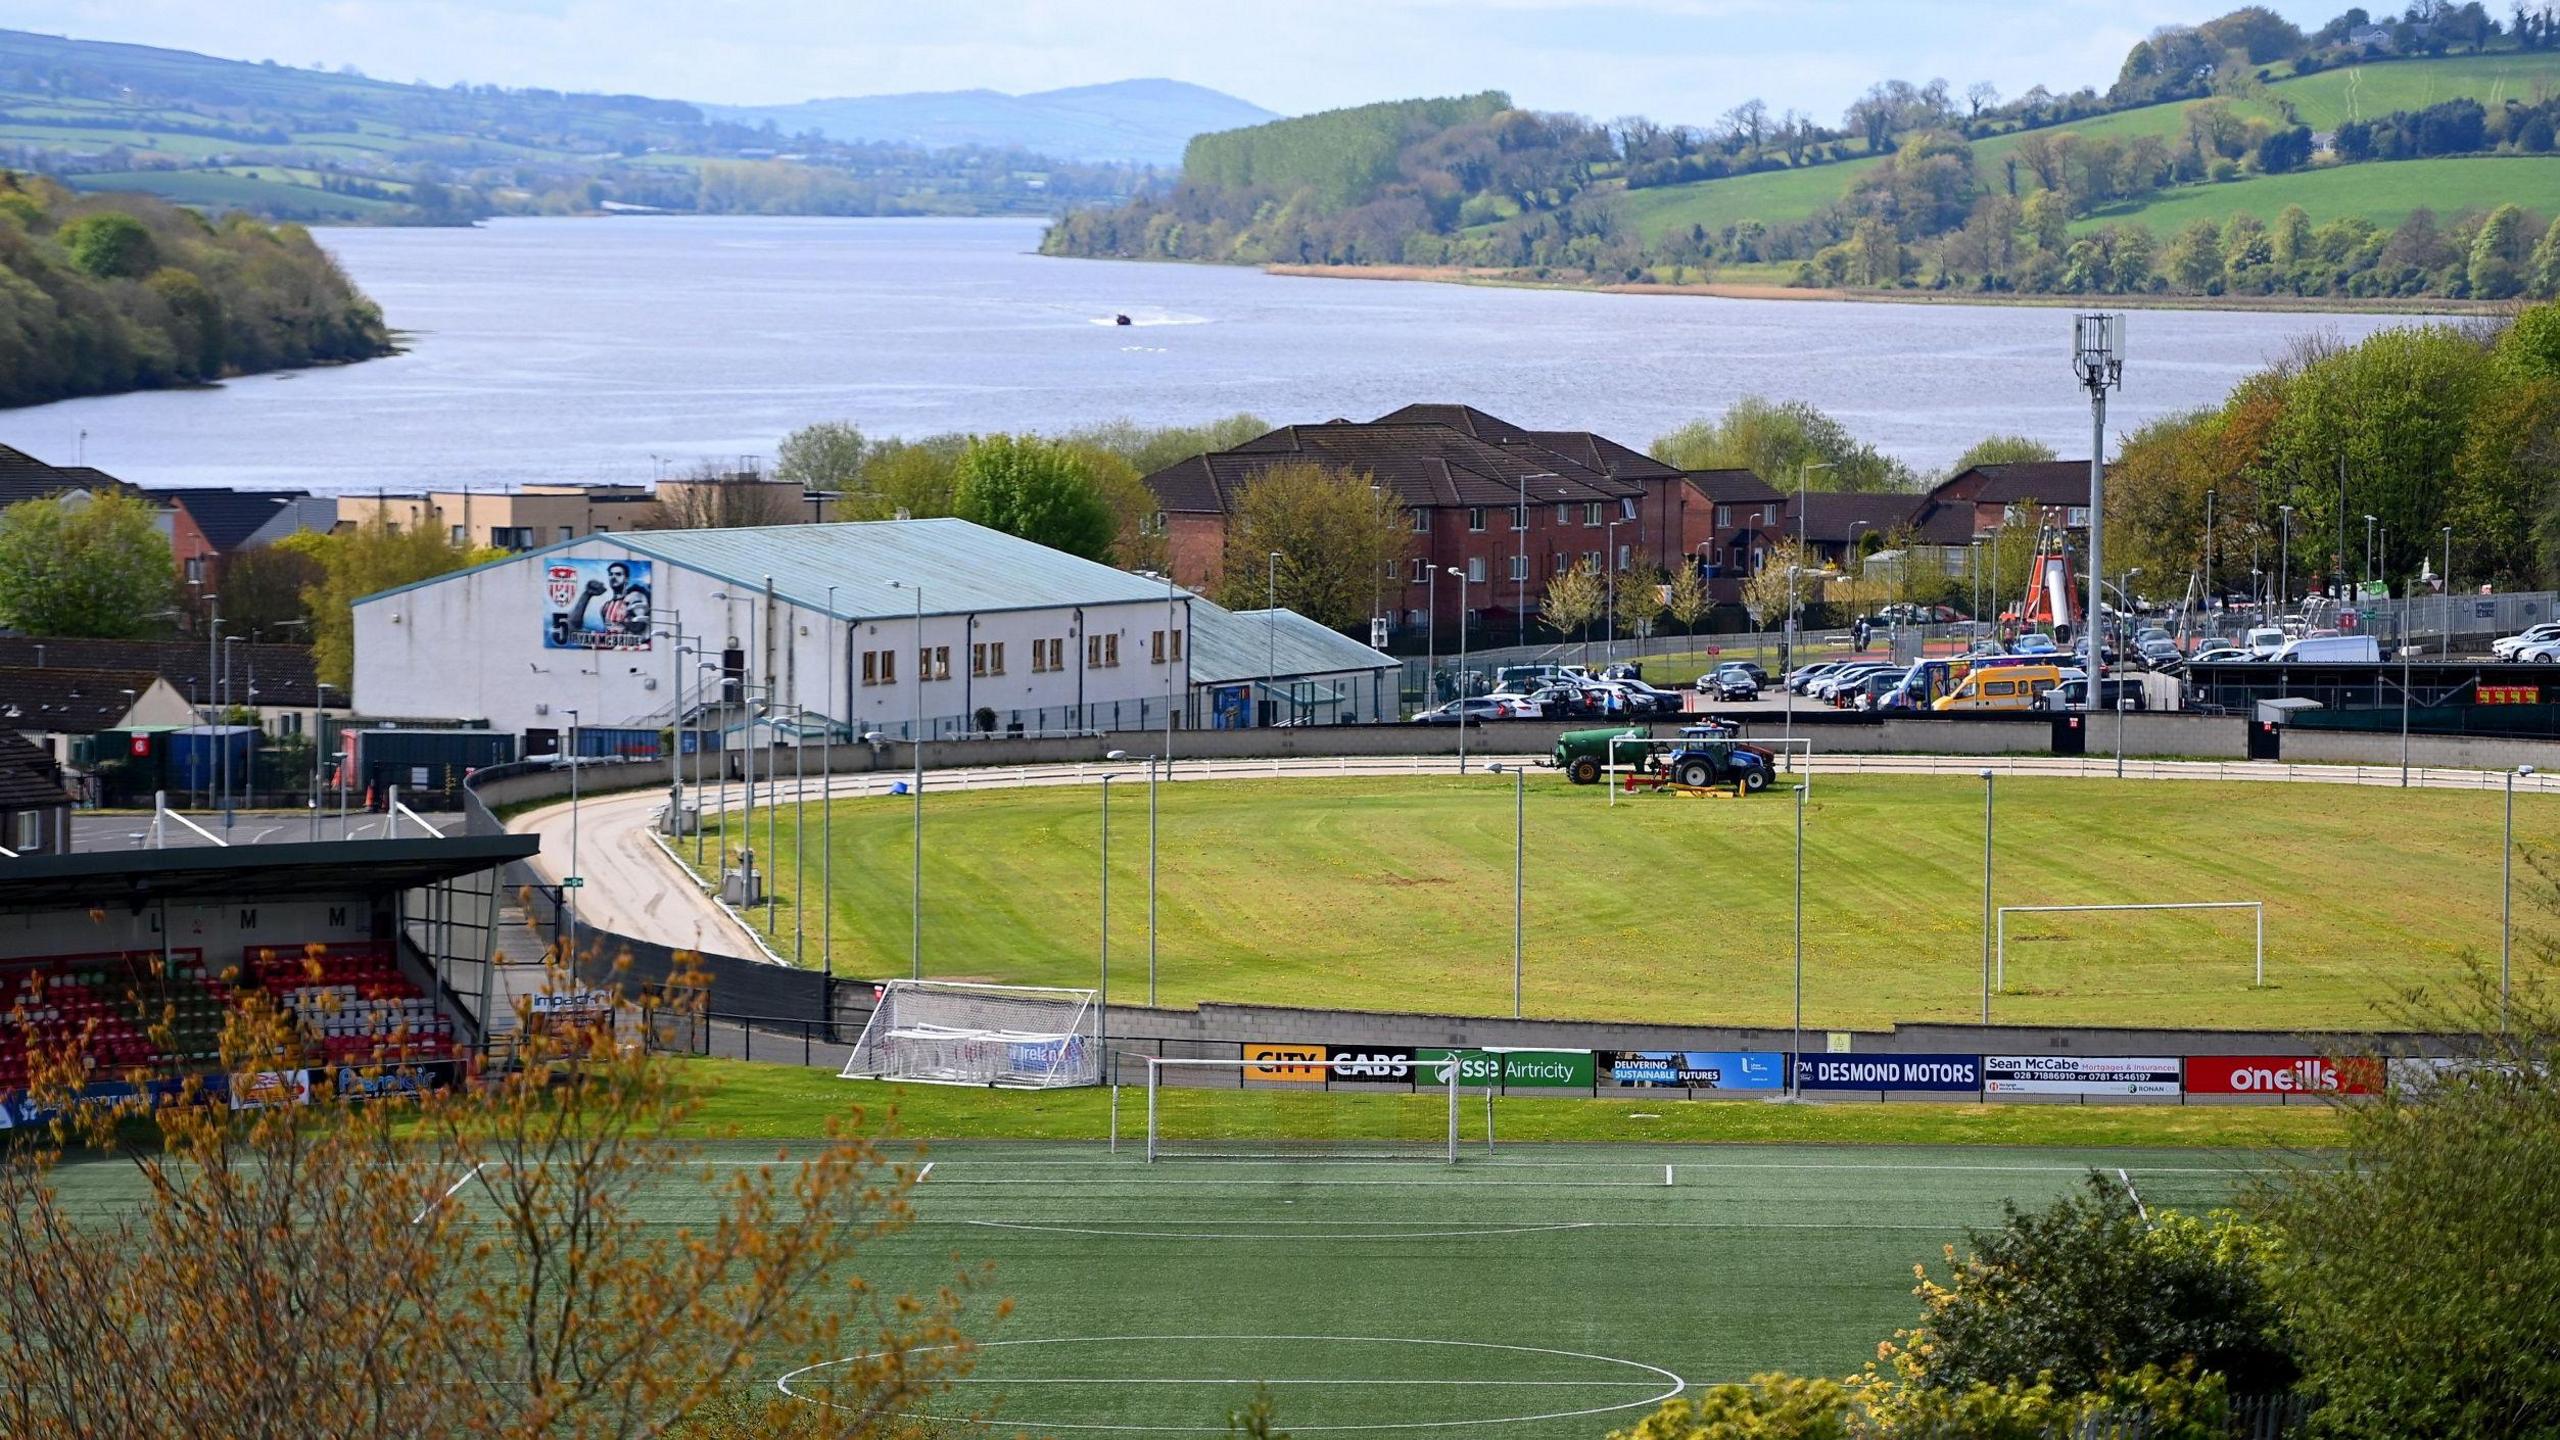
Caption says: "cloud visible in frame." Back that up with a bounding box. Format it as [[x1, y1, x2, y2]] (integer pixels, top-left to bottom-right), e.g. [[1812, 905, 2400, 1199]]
[[8, 0, 2345, 125]]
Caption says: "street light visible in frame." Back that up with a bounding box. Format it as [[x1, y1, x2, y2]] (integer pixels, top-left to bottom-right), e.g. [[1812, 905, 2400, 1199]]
[[1603, 519, 1623, 661], [710, 590, 761, 917], [2505, 764, 2534, 1030], [564, 706, 581, 963], [1098, 768, 1124, 1061], [1266, 550, 1282, 728], [889, 579, 926, 978], [1108, 748, 1164, 1004], [1447, 566, 1473, 775], [1980, 769, 1995, 1024], [309, 681, 338, 840], [1786, 461, 1833, 746], [822, 584, 837, 983], [2072, 313, 2125, 687], [2363, 514, 2378, 587], [220, 633, 247, 825], [1488, 761, 1526, 1018], [1787, 778, 1807, 1099], [2277, 505, 2295, 617]]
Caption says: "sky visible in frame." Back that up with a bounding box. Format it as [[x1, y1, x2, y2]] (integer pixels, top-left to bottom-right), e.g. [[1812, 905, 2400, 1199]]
[[12, 0, 2355, 127]]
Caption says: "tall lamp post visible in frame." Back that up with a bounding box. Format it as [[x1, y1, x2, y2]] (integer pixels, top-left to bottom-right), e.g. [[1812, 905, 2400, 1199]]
[[710, 590, 762, 916], [1265, 551, 1282, 728], [2277, 505, 2294, 618], [1448, 566, 1473, 775], [2363, 514, 2378, 588], [1603, 520, 1623, 662], [1787, 777, 1807, 1098], [1785, 461, 1833, 746], [1108, 748, 1165, 1005], [221, 632, 245, 826], [563, 706, 581, 962], [1488, 761, 1526, 1018], [889, 580, 925, 979], [2505, 765, 2535, 1030], [309, 681, 337, 840], [1098, 768, 1123, 1062], [821, 584, 837, 983], [2072, 313, 2125, 672], [1979, 769, 1995, 1024]]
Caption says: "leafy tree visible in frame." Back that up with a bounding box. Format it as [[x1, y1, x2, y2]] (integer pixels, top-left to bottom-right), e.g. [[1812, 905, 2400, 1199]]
[[213, 543, 323, 637], [1652, 398, 1914, 494], [1888, 1174, 2294, 1397], [848, 436, 966, 520], [2251, 967, 2560, 1439], [644, 463, 807, 529], [301, 519, 502, 689], [772, 420, 866, 495], [1061, 442, 1166, 571], [58, 211, 156, 279], [952, 434, 1116, 561], [1062, 414, 1273, 474], [0, 491, 175, 639], [1665, 562, 1710, 638], [1740, 539, 1813, 632], [1947, 435, 2057, 475], [1540, 557, 1605, 648], [1614, 558, 1668, 637], [0, 964, 989, 1437], [2470, 202, 2531, 299], [1212, 462, 1410, 631]]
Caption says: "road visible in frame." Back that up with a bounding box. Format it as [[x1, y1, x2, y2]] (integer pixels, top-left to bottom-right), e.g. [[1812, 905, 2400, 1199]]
[[505, 749, 2560, 967]]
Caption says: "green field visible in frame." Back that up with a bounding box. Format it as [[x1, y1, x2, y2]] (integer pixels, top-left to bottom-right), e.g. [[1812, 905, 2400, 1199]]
[[66, 168, 407, 219], [2077, 153, 2560, 233], [40, 1100, 2290, 1435], [688, 773, 2550, 1031], [1616, 156, 1886, 244], [2282, 54, 2560, 130]]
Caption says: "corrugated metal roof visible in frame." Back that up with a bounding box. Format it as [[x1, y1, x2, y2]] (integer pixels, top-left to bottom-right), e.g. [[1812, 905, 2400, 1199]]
[[1188, 599, 1394, 685], [601, 517, 1189, 620]]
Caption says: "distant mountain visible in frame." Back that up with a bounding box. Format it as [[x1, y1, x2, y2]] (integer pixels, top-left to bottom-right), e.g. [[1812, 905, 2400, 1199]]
[[706, 79, 1278, 167]]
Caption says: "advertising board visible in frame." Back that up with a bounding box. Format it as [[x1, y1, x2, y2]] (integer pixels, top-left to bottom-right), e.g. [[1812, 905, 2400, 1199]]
[[1241, 1044, 1428, 1084], [1605, 1050, 1785, 1091], [1243, 1043, 1326, 1083], [1793, 1053, 1982, 1093], [228, 1068, 313, 1111], [543, 557, 653, 651], [1982, 1055, 2182, 1097], [2182, 1055, 2378, 1096], [1416, 1048, 1595, 1089]]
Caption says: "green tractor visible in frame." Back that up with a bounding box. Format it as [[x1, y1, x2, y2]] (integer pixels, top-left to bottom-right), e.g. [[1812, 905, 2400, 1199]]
[[1550, 726, 1650, 785], [1550, 721, 1777, 792]]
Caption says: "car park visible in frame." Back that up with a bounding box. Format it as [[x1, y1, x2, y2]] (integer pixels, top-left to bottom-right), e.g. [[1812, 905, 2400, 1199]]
[[2493, 623, 2560, 659], [1845, 669, 1910, 710], [1810, 663, 1895, 702], [1704, 664, 1760, 701], [1784, 662, 1850, 693], [1411, 697, 1510, 725]]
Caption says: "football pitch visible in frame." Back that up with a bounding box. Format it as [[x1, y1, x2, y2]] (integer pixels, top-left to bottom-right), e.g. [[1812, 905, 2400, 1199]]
[[39, 1136, 2275, 1435]]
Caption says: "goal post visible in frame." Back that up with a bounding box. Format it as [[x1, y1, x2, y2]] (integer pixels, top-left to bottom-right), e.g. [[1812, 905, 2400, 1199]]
[[839, 979, 1100, 1088], [1135, 1052, 1492, 1162], [1994, 901, 2265, 997]]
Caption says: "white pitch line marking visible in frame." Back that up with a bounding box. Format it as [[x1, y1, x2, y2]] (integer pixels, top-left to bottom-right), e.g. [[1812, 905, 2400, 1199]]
[[411, 1161, 487, 1225], [2118, 1167, 2151, 1225], [917, 1162, 935, 1181]]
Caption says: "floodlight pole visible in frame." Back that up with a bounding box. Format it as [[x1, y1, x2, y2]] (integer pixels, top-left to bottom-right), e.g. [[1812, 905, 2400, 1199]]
[[2073, 313, 2124, 682], [2506, 765, 2533, 1030], [1786, 461, 1832, 747], [564, 706, 581, 963], [1491, 762, 1525, 1018], [823, 584, 836, 982], [1099, 771, 1121, 1060], [1449, 566, 1471, 774], [1790, 779, 1806, 1098], [1981, 769, 1994, 1026], [892, 579, 925, 978], [2278, 505, 2294, 618], [1266, 550, 1281, 728]]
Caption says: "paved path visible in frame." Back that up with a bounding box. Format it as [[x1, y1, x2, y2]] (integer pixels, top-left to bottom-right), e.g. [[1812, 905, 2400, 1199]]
[[507, 750, 2560, 966]]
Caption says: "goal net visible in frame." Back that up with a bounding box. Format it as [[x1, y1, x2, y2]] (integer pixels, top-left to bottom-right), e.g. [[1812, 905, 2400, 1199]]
[[1131, 1052, 1493, 1162], [839, 980, 1099, 1088]]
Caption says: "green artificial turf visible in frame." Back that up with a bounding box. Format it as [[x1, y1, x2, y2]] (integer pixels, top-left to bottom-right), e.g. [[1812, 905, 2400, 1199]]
[[692, 773, 2548, 1032]]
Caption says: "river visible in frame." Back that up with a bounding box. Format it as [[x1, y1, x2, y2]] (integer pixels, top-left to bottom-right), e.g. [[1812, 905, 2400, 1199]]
[[0, 216, 2441, 492]]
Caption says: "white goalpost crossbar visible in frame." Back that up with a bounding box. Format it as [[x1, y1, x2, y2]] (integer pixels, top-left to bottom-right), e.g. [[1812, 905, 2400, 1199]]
[[840, 980, 1100, 1088], [1996, 901, 2265, 991], [1130, 1053, 1487, 1163]]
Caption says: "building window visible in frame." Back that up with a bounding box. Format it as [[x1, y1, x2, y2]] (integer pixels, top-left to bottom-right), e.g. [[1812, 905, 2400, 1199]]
[[1466, 556, 1486, 583], [1152, 630, 1165, 663], [1617, 544, 1632, 571], [1585, 502, 1603, 526], [1089, 634, 1121, 668], [1169, 629, 1182, 662], [862, 651, 878, 686], [1509, 554, 1528, 581], [920, 646, 951, 681], [881, 649, 897, 684], [1033, 641, 1049, 674], [1715, 504, 1732, 529], [1151, 510, 1167, 535], [1621, 497, 1638, 521], [1047, 638, 1064, 671], [449, 525, 465, 545], [1467, 507, 1486, 532], [1409, 558, 1425, 583], [184, 556, 206, 584], [1106, 633, 1119, 666], [1764, 505, 1778, 525], [988, 642, 1004, 675], [1556, 503, 1571, 525], [1510, 505, 1527, 531], [1586, 550, 1602, 569], [1410, 510, 1429, 533], [14, 811, 36, 852], [971, 643, 988, 677], [558, 526, 574, 544]]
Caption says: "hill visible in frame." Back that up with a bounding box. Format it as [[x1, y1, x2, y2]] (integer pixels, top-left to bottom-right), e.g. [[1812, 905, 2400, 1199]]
[[2076, 153, 2560, 235], [704, 79, 1275, 167], [0, 28, 1149, 223]]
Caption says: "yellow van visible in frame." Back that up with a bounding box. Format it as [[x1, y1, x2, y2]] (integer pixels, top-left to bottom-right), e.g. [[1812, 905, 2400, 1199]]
[[1933, 664, 2064, 713]]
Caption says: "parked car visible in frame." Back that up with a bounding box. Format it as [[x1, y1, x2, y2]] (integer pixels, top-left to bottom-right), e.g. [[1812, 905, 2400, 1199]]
[[2011, 634, 2060, 656], [1704, 663, 1760, 701], [1412, 697, 1509, 726], [1809, 663, 1895, 702], [2493, 623, 2560, 659], [1611, 678, 1687, 715], [2189, 646, 2251, 665], [1846, 669, 1910, 710], [2136, 635, 2184, 669], [2512, 638, 2560, 664], [1723, 662, 1771, 686], [2041, 677, 2148, 712], [1483, 689, 1545, 719], [1785, 662, 1851, 693]]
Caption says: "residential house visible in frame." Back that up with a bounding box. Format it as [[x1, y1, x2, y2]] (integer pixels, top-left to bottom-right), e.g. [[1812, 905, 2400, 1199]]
[[0, 732, 76, 856], [143, 487, 335, 592], [1680, 468, 1786, 601], [1782, 491, 1980, 576], [1927, 461, 2094, 537], [0, 445, 136, 510], [0, 667, 195, 768], [0, 638, 338, 739], [1143, 406, 1689, 646]]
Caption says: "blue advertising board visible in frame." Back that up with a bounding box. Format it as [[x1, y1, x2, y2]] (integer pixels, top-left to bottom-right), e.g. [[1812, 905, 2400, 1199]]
[[1792, 1053, 1982, 1093], [1607, 1050, 1785, 1091]]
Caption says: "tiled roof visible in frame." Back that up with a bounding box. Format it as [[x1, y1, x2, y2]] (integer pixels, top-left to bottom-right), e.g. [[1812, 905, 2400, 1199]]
[[0, 637, 326, 708], [0, 446, 135, 508], [141, 488, 311, 551], [1783, 492, 1978, 547], [1372, 403, 1542, 446], [1523, 430, 1685, 484], [0, 667, 164, 735], [1683, 468, 1783, 504], [0, 732, 73, 812], [1949, 461, 2094, 507], [1148, 423, 1631, 515], [1187, 599, 1395, 685]]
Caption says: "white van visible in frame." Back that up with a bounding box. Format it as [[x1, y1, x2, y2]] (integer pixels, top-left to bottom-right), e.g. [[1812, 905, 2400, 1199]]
[[2244, 626, 2287, 659], [2271, 635, 2381, 663]]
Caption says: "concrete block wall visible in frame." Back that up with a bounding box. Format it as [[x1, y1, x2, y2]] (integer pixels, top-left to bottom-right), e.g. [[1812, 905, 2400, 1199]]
[[2282, 728, 2560, 771]]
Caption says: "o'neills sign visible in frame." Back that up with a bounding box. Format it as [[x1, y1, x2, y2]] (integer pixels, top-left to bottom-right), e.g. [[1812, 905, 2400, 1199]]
[[2183, 1055, 2378, 1096]]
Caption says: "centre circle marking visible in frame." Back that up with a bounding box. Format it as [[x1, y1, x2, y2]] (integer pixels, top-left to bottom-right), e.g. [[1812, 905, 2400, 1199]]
[[777, 1334, 1687, 1432]]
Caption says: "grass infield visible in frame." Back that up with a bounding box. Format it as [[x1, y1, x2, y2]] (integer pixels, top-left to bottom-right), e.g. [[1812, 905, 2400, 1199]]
[[696, 772, 2548, 1031]]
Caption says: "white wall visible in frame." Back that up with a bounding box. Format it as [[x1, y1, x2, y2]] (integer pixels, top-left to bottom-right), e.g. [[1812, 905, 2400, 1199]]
[[355, 538, 1196, 739]]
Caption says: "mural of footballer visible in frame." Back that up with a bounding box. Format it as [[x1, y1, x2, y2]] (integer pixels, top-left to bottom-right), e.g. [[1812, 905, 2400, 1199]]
[[546, 558, 653, 649]]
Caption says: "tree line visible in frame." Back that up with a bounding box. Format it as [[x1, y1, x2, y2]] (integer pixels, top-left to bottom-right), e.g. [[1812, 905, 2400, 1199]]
[[0, 171, 390, 406]]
